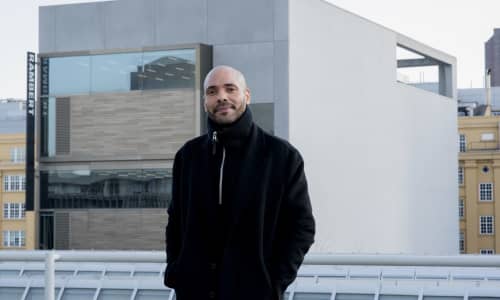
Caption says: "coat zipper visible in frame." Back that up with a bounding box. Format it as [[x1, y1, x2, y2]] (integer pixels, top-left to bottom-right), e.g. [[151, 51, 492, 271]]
[[219, 147, 226, 205], [212, 131, 226, 205]]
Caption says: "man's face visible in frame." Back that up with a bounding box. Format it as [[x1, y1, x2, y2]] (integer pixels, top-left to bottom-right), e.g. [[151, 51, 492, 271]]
[[204, 68, 250, 125]]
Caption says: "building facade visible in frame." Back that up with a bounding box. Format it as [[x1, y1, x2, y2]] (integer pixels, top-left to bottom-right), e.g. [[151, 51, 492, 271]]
[[37, 0, 458, 254], [458, 115, 500, 254], [0, 100, 35, 249], [486, 28, 500, 87]]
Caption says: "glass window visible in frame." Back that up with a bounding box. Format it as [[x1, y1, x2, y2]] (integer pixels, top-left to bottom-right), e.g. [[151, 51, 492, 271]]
[[10, 147, 25, 163], [4, 176, 9, 192], [3, 230, 25, 247], [459, 232, 465, 253], [49, 56, 91, 96], [480, 249, 495, 255], [90, 52, 143, 93], [41, 169, 171, 209], [459, 134, 466, 152], [479, 183, 493, 201], [43, 48, 196, 97], [141, 49, 196, 90], [458, 167, 464, 185], [459, 199, 464, 219], [480, 216, 494, 235]]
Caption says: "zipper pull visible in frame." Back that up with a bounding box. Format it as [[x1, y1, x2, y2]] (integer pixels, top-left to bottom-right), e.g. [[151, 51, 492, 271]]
[[212, 131, 218, 155]]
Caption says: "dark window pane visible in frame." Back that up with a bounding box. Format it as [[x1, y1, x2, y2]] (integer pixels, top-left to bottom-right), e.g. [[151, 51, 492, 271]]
[[40, 169, 171, 209], [140, 50, 196, 90]]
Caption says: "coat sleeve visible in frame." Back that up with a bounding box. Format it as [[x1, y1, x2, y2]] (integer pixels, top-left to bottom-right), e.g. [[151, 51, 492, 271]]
[[271, 149, 315, 294], [164, 149, 183, 288]]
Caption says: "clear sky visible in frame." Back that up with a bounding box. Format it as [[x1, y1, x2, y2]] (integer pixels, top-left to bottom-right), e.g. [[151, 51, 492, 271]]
[[1, 0, 500, 99]]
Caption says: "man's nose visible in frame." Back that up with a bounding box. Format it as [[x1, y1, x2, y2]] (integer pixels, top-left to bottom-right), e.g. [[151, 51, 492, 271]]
[[217, 91, 228, 102]]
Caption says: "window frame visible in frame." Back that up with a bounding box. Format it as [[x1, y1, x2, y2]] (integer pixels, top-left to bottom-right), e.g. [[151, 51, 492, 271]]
[[459, 134, 466, 152], [479, 183, 493, 202], [458, 166, 464, 185], [480, 215, 495, 235], [459, 199, 464, 219]]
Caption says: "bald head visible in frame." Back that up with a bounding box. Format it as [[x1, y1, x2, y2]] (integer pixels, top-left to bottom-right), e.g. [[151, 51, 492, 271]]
[[203, 65, 248, 92], [203, 65, 251, 125]]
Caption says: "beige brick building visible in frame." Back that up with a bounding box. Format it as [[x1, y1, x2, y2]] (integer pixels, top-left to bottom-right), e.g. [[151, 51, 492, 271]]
[[459, 115, 500, 254]]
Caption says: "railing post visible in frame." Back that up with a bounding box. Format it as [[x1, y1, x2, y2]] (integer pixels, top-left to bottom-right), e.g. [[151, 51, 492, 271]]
[[45, 251, 59, 300]]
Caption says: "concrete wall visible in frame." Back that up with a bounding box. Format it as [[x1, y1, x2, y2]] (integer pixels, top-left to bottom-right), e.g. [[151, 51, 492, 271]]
[[289, 0, 458, 254], [39, 0, 288, 137]]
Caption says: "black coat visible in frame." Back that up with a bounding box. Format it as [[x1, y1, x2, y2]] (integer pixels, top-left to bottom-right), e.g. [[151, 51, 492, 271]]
[[164, 109, 315, 300]]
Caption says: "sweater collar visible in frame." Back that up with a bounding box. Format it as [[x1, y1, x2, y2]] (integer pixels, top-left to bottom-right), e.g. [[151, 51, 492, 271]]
[[207, 107, 254, 148]]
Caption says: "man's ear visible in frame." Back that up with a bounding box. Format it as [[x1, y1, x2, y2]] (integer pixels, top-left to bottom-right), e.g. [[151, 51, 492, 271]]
[[203, 98, 208, 112], [245, 88, 251, 105]]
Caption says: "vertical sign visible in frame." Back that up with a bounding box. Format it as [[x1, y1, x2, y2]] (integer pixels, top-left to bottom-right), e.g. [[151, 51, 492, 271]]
[[26, 52, 36, 211]]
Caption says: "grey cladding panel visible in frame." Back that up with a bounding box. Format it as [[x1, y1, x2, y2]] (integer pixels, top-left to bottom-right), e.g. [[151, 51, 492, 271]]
[[274, 0, 288, 41], [56, 97, 70, 155], [249, 103, 273, 134], [39, 7, 56, 53], [207, 0, 274, 44], [273, 41, 289, 139], [54, 3, 105, 52], [213, 43, 274, 103], [55, 212, 70, 250], [103, 0, 155, 49], [155, 0, 208, 45]]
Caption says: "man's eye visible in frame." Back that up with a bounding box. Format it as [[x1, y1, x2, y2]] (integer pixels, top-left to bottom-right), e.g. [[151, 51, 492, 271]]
[[226, 87, 236, 93], [206, 89, 216, 95]]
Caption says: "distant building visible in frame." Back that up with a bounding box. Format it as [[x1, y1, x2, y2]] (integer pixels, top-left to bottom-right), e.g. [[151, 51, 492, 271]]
[[485, 28, 500, 86], [458, 113, 500, 254], [0, 99, 35, 250]]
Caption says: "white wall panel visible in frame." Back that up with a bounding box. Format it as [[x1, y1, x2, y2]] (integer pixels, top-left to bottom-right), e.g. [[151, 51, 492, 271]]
[[289, 0, 457, 254]]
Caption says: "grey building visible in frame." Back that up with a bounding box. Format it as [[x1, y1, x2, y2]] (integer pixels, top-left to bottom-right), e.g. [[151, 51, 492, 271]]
[[36, 0, 457, 254], [37, 0, 282, 250], [485, 28, 500, 86]]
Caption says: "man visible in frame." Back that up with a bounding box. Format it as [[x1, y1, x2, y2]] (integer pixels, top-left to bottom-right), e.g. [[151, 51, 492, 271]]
[[164, 65, 315, 300]]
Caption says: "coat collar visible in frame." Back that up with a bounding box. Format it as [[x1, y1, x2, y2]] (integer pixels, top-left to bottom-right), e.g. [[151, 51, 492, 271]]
[[207, 107, 254, 149]]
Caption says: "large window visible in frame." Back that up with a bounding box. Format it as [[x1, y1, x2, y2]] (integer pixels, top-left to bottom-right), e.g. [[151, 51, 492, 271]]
[[3, 175, 26, 192], [479, 183, 493, 201], [40, 169, 171, 209], [3, 231, 25, 247], [41, 49, 196, 97], [480, 216, 494, 235], [3, 203, 25, 219]]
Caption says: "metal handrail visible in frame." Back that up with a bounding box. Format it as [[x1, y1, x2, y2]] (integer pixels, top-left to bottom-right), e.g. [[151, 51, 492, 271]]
[[3, 251, 500, 300]]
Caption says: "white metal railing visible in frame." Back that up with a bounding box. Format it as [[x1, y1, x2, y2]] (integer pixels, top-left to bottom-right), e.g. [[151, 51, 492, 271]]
[[2, 251, 500, 300]]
